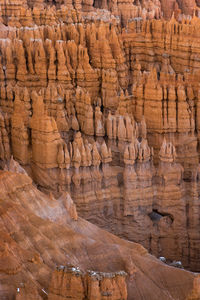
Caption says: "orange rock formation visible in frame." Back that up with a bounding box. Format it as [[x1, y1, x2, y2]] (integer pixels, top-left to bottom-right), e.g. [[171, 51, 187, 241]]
[[0, 167, 200, 300], [1, 0, 200, 299]]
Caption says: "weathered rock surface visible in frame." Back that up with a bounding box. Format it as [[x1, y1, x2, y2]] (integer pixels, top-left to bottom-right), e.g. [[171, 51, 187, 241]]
[[48, 266, 127, 300], [1, 0, 200, 299], [0, 168, 200, 300]]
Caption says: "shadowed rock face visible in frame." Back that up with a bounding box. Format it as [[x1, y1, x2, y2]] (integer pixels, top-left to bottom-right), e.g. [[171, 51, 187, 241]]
[[161, 0, 178, 19], [177, 0, 196, 15], [1, 0, 200, 299], [161, 0, 198, 18], [0, 168, 200, 300]]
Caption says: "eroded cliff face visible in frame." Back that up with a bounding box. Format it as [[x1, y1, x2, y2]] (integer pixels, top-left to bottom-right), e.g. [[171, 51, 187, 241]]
[[0, 166, 200, 300], [48, 266, 127, 300], [1, 0, 200, 298]]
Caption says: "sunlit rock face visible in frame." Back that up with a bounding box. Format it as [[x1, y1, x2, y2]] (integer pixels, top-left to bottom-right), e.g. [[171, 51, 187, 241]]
[[1, 0, 200, 298], [48, 266, 128, 300]]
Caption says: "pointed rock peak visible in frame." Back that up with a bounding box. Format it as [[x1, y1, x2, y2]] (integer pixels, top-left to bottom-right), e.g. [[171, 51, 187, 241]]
[[170, 12, 176, 23]]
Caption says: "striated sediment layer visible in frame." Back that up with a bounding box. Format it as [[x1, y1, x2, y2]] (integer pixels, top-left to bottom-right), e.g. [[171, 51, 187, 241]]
[[0, 167, 200, 300], [1, 0, 200, 299]]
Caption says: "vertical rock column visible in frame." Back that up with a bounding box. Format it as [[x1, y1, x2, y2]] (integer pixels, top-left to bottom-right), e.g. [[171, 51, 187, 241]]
[[151, 139, 188, 263]]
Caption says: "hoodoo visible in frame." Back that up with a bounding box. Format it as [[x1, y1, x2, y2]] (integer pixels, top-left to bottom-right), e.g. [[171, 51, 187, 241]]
[[1, 0, 200, 299]]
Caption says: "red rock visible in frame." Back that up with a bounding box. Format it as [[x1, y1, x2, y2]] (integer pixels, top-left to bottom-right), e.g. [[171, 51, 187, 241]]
[[0, 1, 200, 299], [0, 169, 198, 300]]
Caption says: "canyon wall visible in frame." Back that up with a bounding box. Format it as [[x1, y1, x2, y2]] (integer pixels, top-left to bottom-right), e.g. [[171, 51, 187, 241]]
[[0, 10, 200, 271], [0, 165, 200, 300], [1, 0, 200, 299]]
